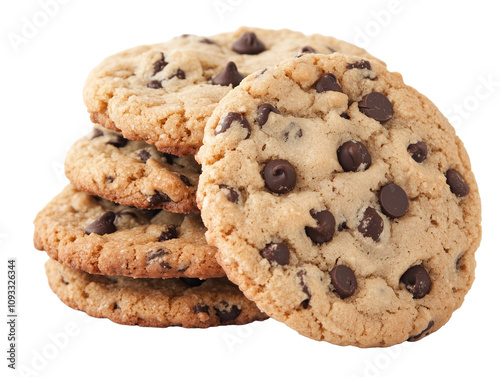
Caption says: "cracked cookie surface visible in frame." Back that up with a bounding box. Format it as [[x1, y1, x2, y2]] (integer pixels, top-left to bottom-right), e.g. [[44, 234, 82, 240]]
[[84, 27, 382, 156], [65, 126, 200, 213], [45, 259, 267, 328], [34, 185, 224, 279], [197, 53, 481, 347]]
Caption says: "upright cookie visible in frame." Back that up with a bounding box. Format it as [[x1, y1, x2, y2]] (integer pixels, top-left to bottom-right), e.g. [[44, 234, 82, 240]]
[[34, 185, 224, 279], [65, 126, 200, 213], [197, 53, 481, 347], [46, 259, 267, 328], [84, 27, 382, 156]]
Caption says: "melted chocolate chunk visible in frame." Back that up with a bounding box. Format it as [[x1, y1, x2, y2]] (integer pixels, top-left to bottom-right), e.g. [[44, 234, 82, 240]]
[[215, 112, 251, 139], [257, 103, 280, 127], [260, 242, 290, 266], [263, 159, 296, 194], [219, 185, 239, 204], [408, 321, 435, 342], [215, 302, 242, 322], [358, 207, 384, 242], [232, 32, 265, 54], [305, 210, 336, 244], [407, 142, 428, 163], [193, 304, 210, 314], [146, 248, 169, 262], [330, 265, 357, 299], [359, 92, 393, 122], [337, 141, 372, 172], [147, 80, 163, 89], [446, 169, 469, 197], [347, 60, 371, 70], [84, 211, 117, 235], [148, 191, 172, 207], [315, 73, 342, 93], [152, 53, 167, 75], [107, 134, 128, 148], [401, 265, 432, 299], [212, 62, 245, 87], [158, 225, 178, 241]]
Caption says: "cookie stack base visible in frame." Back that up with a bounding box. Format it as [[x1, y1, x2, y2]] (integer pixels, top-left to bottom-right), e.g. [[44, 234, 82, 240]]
[[45, 259, 268, 328]]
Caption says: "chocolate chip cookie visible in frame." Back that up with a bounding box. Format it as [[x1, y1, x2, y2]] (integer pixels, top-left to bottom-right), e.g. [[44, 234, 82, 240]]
[[46, 259, 267, 328], [197, 53, 481, 347], [65, 126, 200, 213], [34, 185, 224, 279], [84, 27, 382, 156]]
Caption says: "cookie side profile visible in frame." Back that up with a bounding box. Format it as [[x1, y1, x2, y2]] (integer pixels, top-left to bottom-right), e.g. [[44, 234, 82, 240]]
[[45, 259, 268, 328], [65, 126, 200, 213], [84, 27, 383, 156], [34, 185, 224, 279], [197, 53, 481, 347]]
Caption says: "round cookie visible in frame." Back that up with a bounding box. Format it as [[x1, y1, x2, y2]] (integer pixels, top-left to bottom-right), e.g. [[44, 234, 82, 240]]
[[84, 27, 383, 156], [45, 259, 268, 328], [34, 185, 224, 279], [197, 53, 481, 347], [65, 126, 200, 213]]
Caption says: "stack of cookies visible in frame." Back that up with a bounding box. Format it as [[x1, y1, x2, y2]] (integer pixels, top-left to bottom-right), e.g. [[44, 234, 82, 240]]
[[34, 27, 481, 346]]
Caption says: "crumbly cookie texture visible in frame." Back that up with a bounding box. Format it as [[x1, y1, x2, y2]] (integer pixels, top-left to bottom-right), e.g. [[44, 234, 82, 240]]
[[45, 259, 268, 328], [34, 185, 224, 279], [65, 126, 200, 213], [84, 27, 383, 156], [197, 53, 481, 347]]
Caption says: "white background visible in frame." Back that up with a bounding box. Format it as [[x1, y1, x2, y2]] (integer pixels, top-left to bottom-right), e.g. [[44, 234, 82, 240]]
[[1, 0, 499, 376]]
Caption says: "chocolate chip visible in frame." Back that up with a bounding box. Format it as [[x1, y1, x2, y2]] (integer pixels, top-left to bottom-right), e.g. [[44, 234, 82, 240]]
[[180, 277, 205, 287], [337, 141, 372, 172], [147, 80, 163, 89], [300, 46, 316, 54], [84, 211, 117, 235], [159, 261, 172, 270], [338, 221, 348, 231], [401, 265, 432, 299], [297, 270, 311, 309], [263, 159, 296, 194], [152, 53, 167, 75], [215, 302, 242, 322], [169, 68, 185, 80], [347, 60, 371, 70], [105, 176, 114, 183], [162, 153, 175, 165], [330, 265, 357, 299], [137, 149, 151, 162], [146, 248, 169, 261], [148, 191, 172, 207], [107, 134, 128, 148], [408, 321, 434, 342], [200, 38, 215, 44], [283, 122, 303, 141], [315, 73, 342, 93], [257, 103, 280, 127], [326, 46, 336, 53], [232, 31, 265, 54], [407, 142, 428, 163], [340, 113, 350, 120], [358, 207, 384, 242], [158, 225, 178, 241], [260, 242, 290, 266], [193, 304, 209, 314], [179, 174, 193, 187], [359, 92, 393, 122], [90, 128, 104, 139], [113, 303, 120, 310], [219, 185, 239, 204], [305, 210, 336, 244], [215, 112, 251, 139], [455, 254, 464, 271], [61, 276, 69, 285], [446, 169, 469, 197], [379, 183, 409, 218], [212, 62, 245, 87]]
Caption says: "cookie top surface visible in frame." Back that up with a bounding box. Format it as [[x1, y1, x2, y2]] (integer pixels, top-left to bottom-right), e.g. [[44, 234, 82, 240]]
[[65, 126, 200, 213], [34, 185, 224, 279], [84, 27, 382, 156], [197, 53, 481, 347], [45, 259, 268, 328]]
